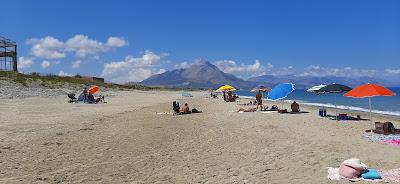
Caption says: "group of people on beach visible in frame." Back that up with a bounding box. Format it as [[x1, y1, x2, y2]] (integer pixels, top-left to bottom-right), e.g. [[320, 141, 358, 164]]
[[237, 90, 300, 113], [173, 101, 201, 115], [67, 87, 105, 104], [80, 87, 105, 103], [222, 90, 239, 102]]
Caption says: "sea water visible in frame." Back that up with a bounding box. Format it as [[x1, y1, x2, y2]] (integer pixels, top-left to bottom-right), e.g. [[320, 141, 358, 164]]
[[234, 88, 400, 116]]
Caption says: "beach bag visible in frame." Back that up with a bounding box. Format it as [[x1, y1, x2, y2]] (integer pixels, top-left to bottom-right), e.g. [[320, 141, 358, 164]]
[[384, 122, 396, 132], [339, 164, 363, 179], [361, 169, 381, 180], [339, 158, 367, 179]]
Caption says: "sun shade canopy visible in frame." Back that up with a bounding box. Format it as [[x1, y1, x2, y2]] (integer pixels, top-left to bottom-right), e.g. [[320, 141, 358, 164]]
[[316, 84, 352, 94], [267, 83, 295, 101], [218, 85, 236, 91], [344, 83, 396, 98], [307, 85, 326, 93], [89, 86, 99, 94], [251, 85, 271, 92]]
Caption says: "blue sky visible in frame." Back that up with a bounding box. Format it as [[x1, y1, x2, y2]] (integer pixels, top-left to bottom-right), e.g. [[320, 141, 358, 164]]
[[2, 0, 400, 83]]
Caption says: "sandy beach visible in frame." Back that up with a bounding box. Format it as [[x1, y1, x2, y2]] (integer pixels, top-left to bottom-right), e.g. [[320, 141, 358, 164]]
[[1, 90, 400, 183]]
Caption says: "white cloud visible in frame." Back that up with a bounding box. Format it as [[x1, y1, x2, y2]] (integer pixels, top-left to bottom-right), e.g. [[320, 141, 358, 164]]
[[65, 35, 106, 58], [269, 66, 296, 76], [101, 51, 164, 83], [299, 65, 377, 77], [41, 60, 51, 69], [106, 37, 128, 47], [58, 71, 74, 77], [18, 57, 34, 69], [27, 37, 65, 59], [385, 69, 400, 75], [213, 59, 271, 79], [140, 50, 161, 66], [157, 68, 167, 74], [174, 61, 189, 69], [40, 60, 59, 69], [27, 35, 128, 59], [71, 60, 82, 68]]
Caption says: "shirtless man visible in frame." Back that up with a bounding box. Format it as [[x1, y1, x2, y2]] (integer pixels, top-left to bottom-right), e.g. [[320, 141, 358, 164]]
[[181, 103, 191, 114], [255, 91, 263, 110]]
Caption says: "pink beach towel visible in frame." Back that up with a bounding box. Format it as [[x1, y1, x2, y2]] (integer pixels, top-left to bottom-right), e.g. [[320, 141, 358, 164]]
[[383, 139, 400, 146]]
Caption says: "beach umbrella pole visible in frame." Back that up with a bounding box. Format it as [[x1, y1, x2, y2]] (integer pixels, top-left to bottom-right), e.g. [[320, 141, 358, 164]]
[[335, 94, 338, 121], [369, 97, 373, 132]]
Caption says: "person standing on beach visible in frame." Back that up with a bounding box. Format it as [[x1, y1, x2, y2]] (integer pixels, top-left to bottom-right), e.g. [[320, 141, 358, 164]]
[[222, 91, 227, 102], [256, 90, 263, 110], [82, 87, 89, 102]]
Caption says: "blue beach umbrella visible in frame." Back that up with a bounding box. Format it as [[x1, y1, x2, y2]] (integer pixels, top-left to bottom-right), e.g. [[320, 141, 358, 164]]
[[267, 83, 295, 101]]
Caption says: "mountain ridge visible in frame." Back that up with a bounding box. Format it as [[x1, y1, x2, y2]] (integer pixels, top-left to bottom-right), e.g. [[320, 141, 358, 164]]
[[141, 61, 398, 89], [141, 60, 253, 89]]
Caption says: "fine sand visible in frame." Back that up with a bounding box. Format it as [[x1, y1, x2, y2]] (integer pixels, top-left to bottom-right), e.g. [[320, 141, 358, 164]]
[[0, 91, 399, 183]]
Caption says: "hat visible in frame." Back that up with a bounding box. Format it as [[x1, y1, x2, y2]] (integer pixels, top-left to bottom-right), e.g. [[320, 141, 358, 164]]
[[342, 158, 368, 170]]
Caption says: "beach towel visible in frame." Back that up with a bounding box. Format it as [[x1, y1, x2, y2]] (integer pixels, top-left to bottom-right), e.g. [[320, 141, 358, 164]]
[[156, 112, 172, 115], [383, 139, 400, 146], [365, 134, 400, 142]]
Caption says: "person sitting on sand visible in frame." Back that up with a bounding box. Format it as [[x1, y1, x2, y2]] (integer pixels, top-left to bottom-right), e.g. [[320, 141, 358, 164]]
[[237, 107, 257, 112], [181, 103, 191, 114], [87, 92, 96, 103], [233, 94, 239, 101], [227, 90, 234, 102], [291, 101, 300, 112]]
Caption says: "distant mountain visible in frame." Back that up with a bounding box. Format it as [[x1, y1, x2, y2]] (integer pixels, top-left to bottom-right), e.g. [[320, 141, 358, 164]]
[[140, 61, 398, 89], [248, 75, 395, 89], [141, 60, 254, 89]]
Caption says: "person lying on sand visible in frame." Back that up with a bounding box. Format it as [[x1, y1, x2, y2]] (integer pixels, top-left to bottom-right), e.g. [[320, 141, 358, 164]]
[[237, 107, 257, 112], [240, 101, 254, 106], [271, 105, 279, 111]]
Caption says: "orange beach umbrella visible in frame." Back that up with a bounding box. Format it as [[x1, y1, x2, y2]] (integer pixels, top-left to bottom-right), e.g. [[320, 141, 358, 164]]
[[89, 85, 100, 94], [344, 83, 396, 132]]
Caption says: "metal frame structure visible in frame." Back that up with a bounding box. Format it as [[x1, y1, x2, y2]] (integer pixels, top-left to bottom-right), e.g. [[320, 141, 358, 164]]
[[0, 36, 17, 72]]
